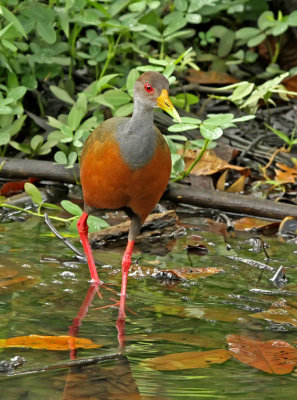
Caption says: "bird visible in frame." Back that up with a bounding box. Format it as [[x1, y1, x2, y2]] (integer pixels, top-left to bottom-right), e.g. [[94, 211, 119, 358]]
[[77, 71, 181, 310]]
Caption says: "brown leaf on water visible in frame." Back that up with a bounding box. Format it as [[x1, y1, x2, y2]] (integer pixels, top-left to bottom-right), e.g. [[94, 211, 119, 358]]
[[233, 217, 280, 232], [0, 276, 40, 293], [126, 332, 225, 348], [187, 69, 239, 85], [251, 300, 297, 327], [0, 268, 19, 279], [143, 349, 231, 370], [0, 335, 101, 351], [182, 149, 247, 176], [227, 334, 297, 374]]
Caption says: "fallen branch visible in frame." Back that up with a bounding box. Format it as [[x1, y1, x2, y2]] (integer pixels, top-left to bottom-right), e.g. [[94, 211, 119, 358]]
[[89, 210, 181, 248], [1, 158, 297, 220], [0, 157, 79, 183], [164, 182, 297, 220], [6, 353, 123, 376]]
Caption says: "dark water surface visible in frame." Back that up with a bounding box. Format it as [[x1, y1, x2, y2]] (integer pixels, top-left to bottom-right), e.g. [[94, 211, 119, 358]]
[[1, 212, 297, 399]]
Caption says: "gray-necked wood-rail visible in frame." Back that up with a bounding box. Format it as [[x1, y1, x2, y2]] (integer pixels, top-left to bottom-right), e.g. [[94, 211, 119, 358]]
[[77, 71, 180, 306]]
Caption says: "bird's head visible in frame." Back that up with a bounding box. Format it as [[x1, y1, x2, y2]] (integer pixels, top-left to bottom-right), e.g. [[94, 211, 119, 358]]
[[134, 71, 181, 122]]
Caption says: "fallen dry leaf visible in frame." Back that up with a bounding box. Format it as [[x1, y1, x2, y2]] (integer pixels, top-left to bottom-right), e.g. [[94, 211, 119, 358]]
[[181, 149, 247, 176], [143, 349, 231, 370], [0, 335, 101, 351], [226, 174, 246, 193], [187, 69, 238, 85], [274, 162, 297, 184], [0, 177, 39, 196], [227, 334, 297, 374]]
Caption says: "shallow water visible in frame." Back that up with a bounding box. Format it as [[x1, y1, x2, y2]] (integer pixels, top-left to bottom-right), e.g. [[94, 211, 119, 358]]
[[1, 211, 297, 399]]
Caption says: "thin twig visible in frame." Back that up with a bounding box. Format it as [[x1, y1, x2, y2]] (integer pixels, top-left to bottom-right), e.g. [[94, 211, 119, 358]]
[[6, 353, 123, 376], [44, 213, 86, 262]]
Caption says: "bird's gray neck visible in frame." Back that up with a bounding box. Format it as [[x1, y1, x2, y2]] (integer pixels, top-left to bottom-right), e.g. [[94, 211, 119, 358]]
[[115, 100, 157, 170]]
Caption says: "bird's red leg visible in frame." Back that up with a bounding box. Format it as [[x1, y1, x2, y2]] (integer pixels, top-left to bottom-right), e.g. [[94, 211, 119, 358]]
[[77, 211, 101, 285], [118, 240, 134, 318]]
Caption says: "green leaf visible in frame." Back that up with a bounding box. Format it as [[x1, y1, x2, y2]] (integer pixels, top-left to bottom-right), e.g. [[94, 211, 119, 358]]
[[0, 105, 12, 115], [177, 117, 201, 125], [232, 115, 255, 123], [163, 64, 175, 79], [264, 123, 291, 145], [61, 200, 83, 217], [60, 125, 73, 143], [96, 74, 119, 92], [136, 65, 164, 72], [9, 141, 31, 154], [87, 215, 110, 232], [24, 182, 43, 205], [0, 132, 10, 146], [168, 123, 198, 132], [47, 116, 64, 129], [50, 86, 75, 105], [218, 30, 234, 58], [236, 27, 260, 41], [231, 82, 254, 101], [54, 151, 68, 164], [166, 134, 188, 141], [68, 105, 85, 131], [186, 13, 201, 24], [175, 0, 188, 12], [103, 90, 131, 107], [31, 135, 43, 151], [68, 151, 77, 165], [258, 11, 275, 31], [271, 20, 288, 36], [114, 102, 134, 117], [126, 69, 140, 97], [8, 86, 26, 101], [2, 38, 17, 52], [288, 10, 297, 27], [36, 22, 56, 44], [0, 5, 27, 38], [200, 126, 223, 140], [247, 33, 266, 47], [129, 0, 146, 13], [163, 14, 187, 37]]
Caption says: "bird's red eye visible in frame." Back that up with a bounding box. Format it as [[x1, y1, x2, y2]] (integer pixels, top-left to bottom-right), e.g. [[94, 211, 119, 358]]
[[144, 83, 153, 92]]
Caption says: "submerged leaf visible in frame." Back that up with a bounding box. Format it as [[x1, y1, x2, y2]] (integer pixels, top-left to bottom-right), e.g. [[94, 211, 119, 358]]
[[0, 335, 101, 351], [143, 349, 231, 370]]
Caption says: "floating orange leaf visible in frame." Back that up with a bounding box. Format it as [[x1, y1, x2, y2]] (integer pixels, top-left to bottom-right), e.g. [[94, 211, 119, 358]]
[[233, 217, 280, 232], [0, 335, 101, 351], [144, 349, 231, 370], [182, 149, 247, 176], [227, 334, 297, 374]]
